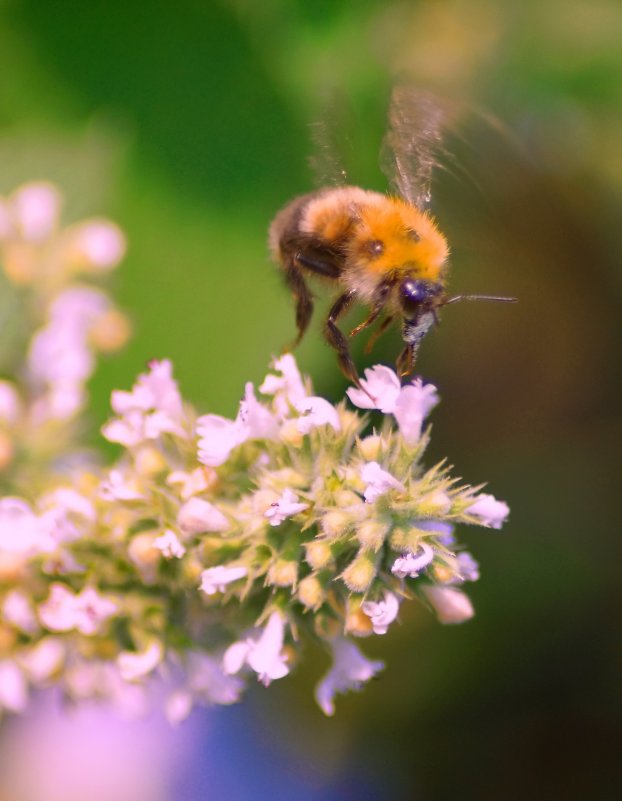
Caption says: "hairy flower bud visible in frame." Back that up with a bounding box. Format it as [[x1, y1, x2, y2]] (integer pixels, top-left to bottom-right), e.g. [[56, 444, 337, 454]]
[[297, 575, 325, 610], [341, 551, 376, 593], [304, 540, 334, 570]]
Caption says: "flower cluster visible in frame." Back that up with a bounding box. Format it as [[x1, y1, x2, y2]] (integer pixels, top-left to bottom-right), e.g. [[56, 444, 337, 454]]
[[0, 182, 130, 486], [0, 351, 509, 719]]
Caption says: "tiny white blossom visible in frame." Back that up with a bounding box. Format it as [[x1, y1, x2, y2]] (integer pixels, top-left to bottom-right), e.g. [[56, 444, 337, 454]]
[[467, 493, 509, 529], [422, 585, 475, 624], [223, 612, 290, 686], [346, 365, 401, 412], [259, 354, 307, 415], [360, 461, 406, 503], [295, 396, 341, 434], [199, 565, 247, 595], [117, 641, 163, 682], [178, 497, 229, 534], [361, 591, 400, 635], [0, 498, 55, 555], [264, 488, 309, 527], [166, 468, 209, 499], [166, 651, 245, 723], [315, 638, 384, 716], [70, 219, 126, 270], [153, 529, 186, 559], [17, 637, 65, 682], [39, 584, 118, 635], [2, 590, 38, 634], [99, 469, 144, 501], [391, 542, 435, 578]]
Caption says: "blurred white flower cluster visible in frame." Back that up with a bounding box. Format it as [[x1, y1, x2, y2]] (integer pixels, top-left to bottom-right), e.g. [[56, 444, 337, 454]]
[[0, 182, 130, 486], [0, 182, 510, 720]]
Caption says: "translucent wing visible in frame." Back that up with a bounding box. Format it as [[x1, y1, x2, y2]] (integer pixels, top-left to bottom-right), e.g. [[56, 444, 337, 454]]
[[307, 90, 354, 187], [380, 87, 451, 209]]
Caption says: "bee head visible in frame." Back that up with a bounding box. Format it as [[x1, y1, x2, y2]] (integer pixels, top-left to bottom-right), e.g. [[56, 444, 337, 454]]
[[399, 277, 442, 320]]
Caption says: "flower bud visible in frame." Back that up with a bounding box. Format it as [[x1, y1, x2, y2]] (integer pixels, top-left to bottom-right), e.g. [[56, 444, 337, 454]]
[[178, 497, 229, 534], [358, 434, 382, 462], [279, 419, 304, 447], [128, 531, 160, 583], [345, 599, 374, 637], [416, 489, 451, 516], [422, 585, 474, 624], [305, 540, 334, 570], [341, 551, 376, 593], [297, 575, 325, 609], [267, 559, 298, 587], [356, 519, 389, 551], [321, 510, 351, 538], [389, 526, 429, 553], [89, 308, 132, 352], [134, 445, 167, 477]]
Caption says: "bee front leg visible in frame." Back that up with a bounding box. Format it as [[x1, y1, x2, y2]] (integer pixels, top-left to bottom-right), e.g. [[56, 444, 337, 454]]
[[325, 290, 364, 388], [349, 281, 392, 338]]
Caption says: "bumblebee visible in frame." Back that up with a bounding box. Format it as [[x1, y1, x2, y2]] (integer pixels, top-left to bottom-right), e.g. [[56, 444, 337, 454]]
[[269, 89, 514, 387]]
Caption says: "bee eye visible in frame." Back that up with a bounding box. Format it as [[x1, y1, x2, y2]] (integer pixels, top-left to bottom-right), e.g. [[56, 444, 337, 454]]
[[366, 239, 384, 257], [406, 229, 421, 242]]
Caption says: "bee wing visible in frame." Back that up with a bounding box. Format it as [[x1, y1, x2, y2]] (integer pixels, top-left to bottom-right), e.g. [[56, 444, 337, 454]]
[[380, 88, 452, 209], [307, 90, 354, 187]]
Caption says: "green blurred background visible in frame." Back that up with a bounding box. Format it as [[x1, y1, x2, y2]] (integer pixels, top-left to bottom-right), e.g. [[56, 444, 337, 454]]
[[1, 0, 621, 798]]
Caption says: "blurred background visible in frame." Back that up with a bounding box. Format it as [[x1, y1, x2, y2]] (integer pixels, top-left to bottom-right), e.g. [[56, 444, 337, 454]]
[[0, 0, 620, 798]]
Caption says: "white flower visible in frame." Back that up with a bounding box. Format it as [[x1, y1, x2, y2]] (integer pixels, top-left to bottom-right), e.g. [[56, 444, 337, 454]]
[[259, 354, 307, 415], [39, 584, 118, 635], [166, 651, 245, 723], [467, 493, 509, 529], [346, 365, 401, 412], [153, 529, 186, 559], [99, 469, 144, 501], [70, 219, 126, 270], [18, 637, 65, 682], [197, 383, 278, 467], [0, 498, 55, 555], [223, 612, 290, 686], [178, 497, 229, 534], [360, 461, 406, 503], [391, 542, 435, 578], [347, 366, 439, 445], [166, 468, 209, 499], [264, 488, 309, 527], [295, 396, 341, 434], [361, 591, 400, 635], [40, 488, 96, 522], [0, 661, 28, 712], [2, 590, 38, 634], [11, 181, 62, 242], [199, 565, 247, 595], [103, 360, 187, 446], [422, 585, 475, 624], [117, 641, 163, 682], [0, 381, 21, 424], [315, 638, 384, 716]]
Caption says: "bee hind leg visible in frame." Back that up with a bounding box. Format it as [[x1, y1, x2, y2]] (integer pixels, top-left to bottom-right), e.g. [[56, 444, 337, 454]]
[[283, 260, 314, 351]]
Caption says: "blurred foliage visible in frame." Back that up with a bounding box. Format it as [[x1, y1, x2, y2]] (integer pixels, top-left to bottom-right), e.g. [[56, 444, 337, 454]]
[[0, 0, 620, 799]]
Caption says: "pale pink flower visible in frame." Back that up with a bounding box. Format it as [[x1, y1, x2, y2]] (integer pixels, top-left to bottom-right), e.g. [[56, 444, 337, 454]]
[[0, 661, 28, 712], [2, 590, 38, 634], [264, 488, 309, 527], [0, 381, 21, 424], [153, 529, 186, 559], [315, 638, 384, 716], [422, 585, 475, 624], [12, 182, 61, 242], [0, 498, 55, 555], [360, 461, 406, 503], [467, 493, 509, 529], [39, 584, 118, 635], [223, 612, 290, 686], [166, 651, 245, 723], [71, 219, 126, 270], [18, 637, 65, 682], [199, 565, 247, 595], [456, 552, 480, 582], [346, 365, 401, 412], [177, 497, 229, 535], [117, 641, 163, 682], [295, 396, 341, 434], [99, 469, 144, 501], [259, 354, 307, 415], [391, 542, 435, 578], [166, 468, 209, 499], [361, 591, 400, 635]]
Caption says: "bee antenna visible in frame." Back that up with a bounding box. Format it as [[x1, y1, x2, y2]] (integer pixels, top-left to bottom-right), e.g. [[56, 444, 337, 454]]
[[443, 294, 518, 306]]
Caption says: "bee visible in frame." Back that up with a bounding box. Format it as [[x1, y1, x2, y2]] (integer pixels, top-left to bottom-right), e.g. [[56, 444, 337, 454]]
[[269, 88, 515, 388]]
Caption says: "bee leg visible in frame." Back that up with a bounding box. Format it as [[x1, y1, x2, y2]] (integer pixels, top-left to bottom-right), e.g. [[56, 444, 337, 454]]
[[364, 315, 394, 354], [349, 282, 392, 339], [283, 260, 314, 350], [325, 290, 367, 390], [396, 343, 415, 377]]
